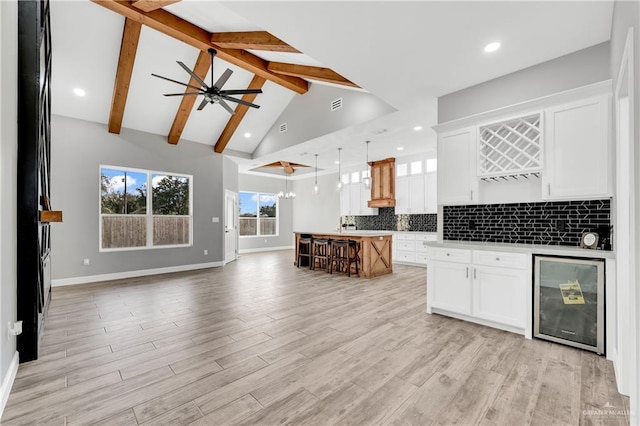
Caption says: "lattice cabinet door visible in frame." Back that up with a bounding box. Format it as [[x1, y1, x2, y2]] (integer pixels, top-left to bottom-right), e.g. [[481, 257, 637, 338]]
[[477, 113, 543, 178]]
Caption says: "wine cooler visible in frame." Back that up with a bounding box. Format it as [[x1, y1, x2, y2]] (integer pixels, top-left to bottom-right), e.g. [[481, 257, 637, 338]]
[[533, 255, 605, 354]]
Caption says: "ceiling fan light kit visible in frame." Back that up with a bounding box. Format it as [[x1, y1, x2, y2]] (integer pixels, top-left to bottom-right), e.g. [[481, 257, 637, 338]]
[[152, 48, 263, 114]]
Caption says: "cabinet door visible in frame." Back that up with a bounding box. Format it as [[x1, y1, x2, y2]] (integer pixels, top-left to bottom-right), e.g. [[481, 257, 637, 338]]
[[429, 261, 472, 315], [395, 176, 410, 214], [409, 174, 425, 213], [473, 265, 526, 328], [349, 183, 361, 215], [424, 172, 437, 214], [543, 95, 610, 199], [437, 127, 478, 205], [340, 184, 350, 216]]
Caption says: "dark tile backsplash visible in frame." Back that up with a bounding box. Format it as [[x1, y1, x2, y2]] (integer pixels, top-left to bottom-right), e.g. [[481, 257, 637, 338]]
[[344, 208, 437, 232], [443, 199, 612, 249]]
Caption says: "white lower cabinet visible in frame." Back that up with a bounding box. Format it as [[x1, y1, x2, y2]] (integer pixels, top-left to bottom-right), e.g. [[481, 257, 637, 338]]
[[395, 232, 437, 266], [427, 247, 529, 336]]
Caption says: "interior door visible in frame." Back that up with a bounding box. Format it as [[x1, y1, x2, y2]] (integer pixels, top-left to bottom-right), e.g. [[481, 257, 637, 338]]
[[224, 190, 238, 264]]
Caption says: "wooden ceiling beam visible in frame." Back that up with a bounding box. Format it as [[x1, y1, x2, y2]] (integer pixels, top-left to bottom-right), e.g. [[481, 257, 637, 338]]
[[108, 18, 142, 134], [267, 62, 359, 88], [131, 0, 181, 13], [91, 1, 308, 94], [279, 161, 294, 174], [211, 31, 299, 53], [214, 75, 266, 153], [167, 50, 211, 144]]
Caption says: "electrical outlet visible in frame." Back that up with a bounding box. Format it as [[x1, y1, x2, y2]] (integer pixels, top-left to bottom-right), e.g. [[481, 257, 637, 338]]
[[557, 219, 567, 232], [83, 258, 90, 266], [212, 217, 219, 223], [204, 249, 208, 255]]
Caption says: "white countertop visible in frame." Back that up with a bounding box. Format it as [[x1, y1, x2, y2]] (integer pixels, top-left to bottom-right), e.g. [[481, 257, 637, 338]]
[[294, 231, 394, 237], [426, 240, 615, 259]]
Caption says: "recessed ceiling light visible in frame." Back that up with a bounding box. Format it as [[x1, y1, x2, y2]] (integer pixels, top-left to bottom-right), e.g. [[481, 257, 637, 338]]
[[244, 132, 251, 138], [73, 88, 86, 97], [413, 126, 423, 131], [484, 42, 501, 53], [397, 147, 404, 151]]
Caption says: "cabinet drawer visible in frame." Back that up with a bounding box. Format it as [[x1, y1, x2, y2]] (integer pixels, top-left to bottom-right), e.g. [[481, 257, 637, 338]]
[[473, 250, 527, 269], [415, 253, 429, 264], [397, 241, 416, 251], [415, 240, 431, 253], [427, 247, 471, 264], [415, 234, 438, 242], [396, 233, 416, 241], [396, 251, 416, 263]]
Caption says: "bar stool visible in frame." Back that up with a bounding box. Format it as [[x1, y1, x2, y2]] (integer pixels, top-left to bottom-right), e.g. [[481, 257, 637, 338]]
[[297, 234, 313, 269], [311, 239, 330, 271], [330, 240, 360, 277]]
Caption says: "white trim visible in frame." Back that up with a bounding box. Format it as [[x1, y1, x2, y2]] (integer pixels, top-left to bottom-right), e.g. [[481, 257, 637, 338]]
[[433, 80, 612, 134], [51, 262, 223, 287], [0, 352, 19, 418], [239, 246, 294, 254]]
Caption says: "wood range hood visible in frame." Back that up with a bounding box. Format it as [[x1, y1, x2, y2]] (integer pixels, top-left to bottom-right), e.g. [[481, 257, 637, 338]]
[[367, 157, 396, 207]]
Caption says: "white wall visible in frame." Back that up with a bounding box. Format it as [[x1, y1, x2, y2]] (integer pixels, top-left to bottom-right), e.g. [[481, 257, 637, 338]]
[[610, 0, 640, 422], [50, 115, 227, 283], [0, 0, 18, 410], [438, 42, 611, 123], [238, 173, 295, 252], [292, 173, 341, 233]]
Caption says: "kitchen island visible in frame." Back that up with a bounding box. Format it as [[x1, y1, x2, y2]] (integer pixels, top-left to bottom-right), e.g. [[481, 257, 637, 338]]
[[294, 231, 393, 278]]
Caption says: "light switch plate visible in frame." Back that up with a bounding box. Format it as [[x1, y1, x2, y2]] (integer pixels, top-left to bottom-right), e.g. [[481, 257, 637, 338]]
[[212, 217, 219, 223]]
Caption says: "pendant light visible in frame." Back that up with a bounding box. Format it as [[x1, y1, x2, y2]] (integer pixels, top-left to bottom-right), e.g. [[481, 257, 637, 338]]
[[277, 170, 296, 199], [363, 141, 371, 189], [336, 148, 343, 192], [313, 154, 319, 195]]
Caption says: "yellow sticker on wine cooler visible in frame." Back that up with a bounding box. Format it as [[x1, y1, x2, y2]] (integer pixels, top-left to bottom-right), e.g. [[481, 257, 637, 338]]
[[559, 280, 586, 305]]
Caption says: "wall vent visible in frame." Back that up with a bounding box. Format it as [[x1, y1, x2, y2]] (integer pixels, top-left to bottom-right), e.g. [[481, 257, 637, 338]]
[[279, 122, 288, 133], [330, 98, 343, 111]]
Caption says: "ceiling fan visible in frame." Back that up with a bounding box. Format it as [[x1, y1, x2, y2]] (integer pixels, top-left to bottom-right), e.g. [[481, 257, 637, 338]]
[[151, 48, 262, 115]]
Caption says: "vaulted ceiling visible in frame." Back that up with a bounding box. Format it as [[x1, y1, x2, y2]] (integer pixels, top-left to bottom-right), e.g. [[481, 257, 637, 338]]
[[51, 1, 614, 178]]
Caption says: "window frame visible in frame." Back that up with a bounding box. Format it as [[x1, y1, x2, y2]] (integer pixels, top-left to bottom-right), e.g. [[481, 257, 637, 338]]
[[99, 165, 193, 252], [238, 191, 280, 238]]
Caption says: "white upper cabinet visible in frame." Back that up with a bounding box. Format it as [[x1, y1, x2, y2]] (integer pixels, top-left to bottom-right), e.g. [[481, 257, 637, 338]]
[[424, 173, 437, 213], [437, 126, 478, 205], [339, 168, 378, 216], [542, 94, 611, 200]]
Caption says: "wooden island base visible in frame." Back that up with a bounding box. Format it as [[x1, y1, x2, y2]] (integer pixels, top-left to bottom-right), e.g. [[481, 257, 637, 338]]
[[294, 232, 393, 278]]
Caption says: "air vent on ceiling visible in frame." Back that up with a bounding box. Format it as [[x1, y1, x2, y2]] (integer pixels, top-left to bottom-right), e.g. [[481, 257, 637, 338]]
[[330, 98, 343, 111], [279, 122, 288, 133]]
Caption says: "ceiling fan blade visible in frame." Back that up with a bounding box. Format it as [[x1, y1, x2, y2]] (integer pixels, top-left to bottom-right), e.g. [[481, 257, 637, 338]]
[[221, 95, 260, 109], [213, 69, 233, 90], [151, 73, 203, 92], [219, 89, 263, 95], [218, 99, 236, 115], [177, 61, 209, 89], [163, 92, 204, 97], [197, 98, 209, 111]]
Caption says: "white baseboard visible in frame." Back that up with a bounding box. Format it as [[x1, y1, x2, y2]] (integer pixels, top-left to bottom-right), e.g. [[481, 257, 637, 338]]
[[0, 351, 19, 418], [51, 261, 223, 287], [239, 246, 294, 254]]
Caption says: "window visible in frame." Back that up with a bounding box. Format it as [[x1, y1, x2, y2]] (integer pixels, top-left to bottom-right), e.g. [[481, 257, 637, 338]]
[[341, 173, 350, 185], [100, 166, 192, 250], [426, 158, 438, 172], [351, 171, 360, 183], [410, 160, 423, 175], [239, 192, 278, 237], [396, 163, 408, 177]]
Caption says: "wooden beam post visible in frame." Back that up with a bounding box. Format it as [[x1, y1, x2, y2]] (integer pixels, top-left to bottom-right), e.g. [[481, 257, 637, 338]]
[[214, 75, 266, 153], [267, 62, 359, 88], [211, 31, 299, 53], [167, 50, 211, 144], [131, 0, 181, 12], [108, 18, 142, 134]]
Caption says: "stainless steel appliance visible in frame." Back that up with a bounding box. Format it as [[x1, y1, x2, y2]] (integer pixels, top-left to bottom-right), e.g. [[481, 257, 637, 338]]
[[533, 255, 605, 354]]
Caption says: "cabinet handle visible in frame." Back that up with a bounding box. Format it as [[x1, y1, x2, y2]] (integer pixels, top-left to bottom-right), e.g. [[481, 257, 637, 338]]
[[474, 268, 477, 279], [548, 183, 551, 196], [496, 257, 500, 261], [446, 253, 450, 256], [470, 190, 473, 200], [466, 267, 469, 278]]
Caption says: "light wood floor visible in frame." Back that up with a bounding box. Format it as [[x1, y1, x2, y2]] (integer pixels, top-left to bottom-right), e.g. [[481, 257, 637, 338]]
[[3, 250, 629, 425]]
